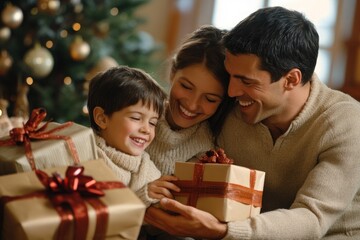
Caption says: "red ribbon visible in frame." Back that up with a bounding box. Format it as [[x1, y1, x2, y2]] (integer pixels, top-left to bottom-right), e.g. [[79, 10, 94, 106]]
[[0, 165, 126, 240], [199, 148, 234, 164], [173, 163, 263, 210], [0, 108, 80, 170]]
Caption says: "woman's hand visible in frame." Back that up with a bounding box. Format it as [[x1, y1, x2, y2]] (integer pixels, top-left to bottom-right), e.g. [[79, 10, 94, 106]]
[[145, 197, 228, 239], [147, 175, 179, 199]]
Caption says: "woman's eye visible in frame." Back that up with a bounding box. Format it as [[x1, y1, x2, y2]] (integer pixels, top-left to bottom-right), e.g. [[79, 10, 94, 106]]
[[130, 117, 140, 121], [206, 98, 217, 103], [180, 83, 191, 90], [206, 96, 221, 103]]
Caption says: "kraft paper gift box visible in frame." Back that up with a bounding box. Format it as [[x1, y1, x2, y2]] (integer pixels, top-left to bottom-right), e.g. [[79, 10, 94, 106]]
[[173, 161, 265, 222], [0, 120, 98, 175], [0, 159, 146, 240]]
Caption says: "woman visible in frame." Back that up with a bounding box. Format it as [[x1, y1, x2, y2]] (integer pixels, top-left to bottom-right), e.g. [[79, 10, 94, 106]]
[[146, 25, 235, 176]]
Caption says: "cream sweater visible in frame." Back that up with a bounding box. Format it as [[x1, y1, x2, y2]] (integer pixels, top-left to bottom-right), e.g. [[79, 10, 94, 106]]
[[146, 117, 214, 175], [95, 135, 161, 207], [219, 76, 360, 239]]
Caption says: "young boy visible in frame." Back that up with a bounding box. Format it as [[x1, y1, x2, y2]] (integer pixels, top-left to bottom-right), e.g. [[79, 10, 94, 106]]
[[87, 66, 179, 207]]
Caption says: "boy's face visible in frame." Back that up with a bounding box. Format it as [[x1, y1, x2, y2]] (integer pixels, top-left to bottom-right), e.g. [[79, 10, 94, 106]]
[[98, 101, 159, 156]]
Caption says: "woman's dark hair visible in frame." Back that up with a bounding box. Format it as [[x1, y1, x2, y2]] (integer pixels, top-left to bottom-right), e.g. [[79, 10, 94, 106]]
[[87, 65, 167, 132], [224, 6, 319, 84], [171, 25, 236, 140]]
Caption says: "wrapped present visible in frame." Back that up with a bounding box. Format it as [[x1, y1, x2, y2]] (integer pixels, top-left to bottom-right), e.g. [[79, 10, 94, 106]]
[[0, 108, 97, 175], [173, 149, 265, 222], [0, 159, 146, 240]]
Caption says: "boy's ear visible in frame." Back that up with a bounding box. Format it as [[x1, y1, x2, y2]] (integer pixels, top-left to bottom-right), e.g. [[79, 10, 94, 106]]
[[93, 106, 107, 129], [284, 68, 302, 90]]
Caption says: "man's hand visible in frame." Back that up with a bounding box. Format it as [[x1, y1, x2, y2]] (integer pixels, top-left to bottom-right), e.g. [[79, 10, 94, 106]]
[[145, 197, 228, 239]]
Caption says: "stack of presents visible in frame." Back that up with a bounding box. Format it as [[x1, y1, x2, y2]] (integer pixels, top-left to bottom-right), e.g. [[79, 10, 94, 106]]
[[0, 108, 265, 239]]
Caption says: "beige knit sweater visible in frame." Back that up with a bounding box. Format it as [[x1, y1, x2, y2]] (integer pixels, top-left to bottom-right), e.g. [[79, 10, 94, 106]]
[[146, 117, 214, 176], [95, 135, 161, 207], [219, 75, 360, 239]]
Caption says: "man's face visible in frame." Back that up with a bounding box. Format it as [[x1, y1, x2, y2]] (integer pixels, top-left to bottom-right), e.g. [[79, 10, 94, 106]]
[[224, 52, 286, 125]]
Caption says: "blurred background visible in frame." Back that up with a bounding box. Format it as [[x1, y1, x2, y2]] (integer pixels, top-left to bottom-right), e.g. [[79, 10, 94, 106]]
[[0, 0, 359, 130]]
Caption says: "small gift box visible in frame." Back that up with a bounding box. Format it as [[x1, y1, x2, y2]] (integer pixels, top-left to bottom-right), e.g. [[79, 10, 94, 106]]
[[173, 149, 265, 222], [0, 108, 97, 175], [0, 159, 146, 240]]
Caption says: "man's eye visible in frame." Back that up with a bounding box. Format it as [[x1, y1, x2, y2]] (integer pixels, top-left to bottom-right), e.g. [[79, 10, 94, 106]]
[[241, 79, 252, 85]]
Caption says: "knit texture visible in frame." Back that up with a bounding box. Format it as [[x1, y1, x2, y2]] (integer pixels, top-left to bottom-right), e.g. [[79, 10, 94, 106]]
[[146, 117, 214, 175], [95, 135, 161, 207], [219, 75, 360, 239]]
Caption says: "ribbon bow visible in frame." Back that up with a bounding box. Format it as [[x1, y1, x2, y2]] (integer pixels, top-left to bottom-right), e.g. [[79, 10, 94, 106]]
[[199, 148, 234, 164], [35, 165, 106, 240], [0, 108, 80, 170], [0, 165, 126, 240], [35, 165, 105, 197]]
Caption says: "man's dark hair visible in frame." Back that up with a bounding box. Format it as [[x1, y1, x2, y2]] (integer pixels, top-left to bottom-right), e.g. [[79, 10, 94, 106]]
[[224, 6, 319, 84]]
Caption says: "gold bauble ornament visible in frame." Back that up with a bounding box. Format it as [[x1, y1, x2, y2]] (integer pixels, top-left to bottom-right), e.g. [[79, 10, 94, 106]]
[[24, 43, 54, 78], [84, 56, 118, 95], [1, 3, 23, 29], [85, 56, 119, 81], [0, 50, 13, 76], [69, 36, 90, 61], [37, 0, 60, 14], [0, 26, 11, 42]]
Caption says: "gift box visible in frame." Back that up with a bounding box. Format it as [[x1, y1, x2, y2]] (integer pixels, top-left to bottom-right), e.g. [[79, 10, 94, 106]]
[[0, 159, 146, 240], [0, 117, 98, 175], [173, 160, 265, 222]]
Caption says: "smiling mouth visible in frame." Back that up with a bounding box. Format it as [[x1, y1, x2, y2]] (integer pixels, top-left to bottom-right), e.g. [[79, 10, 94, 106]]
[[179, 105, 197, 117], [131, 137, 147, 145], [238, 100, 255, 107]]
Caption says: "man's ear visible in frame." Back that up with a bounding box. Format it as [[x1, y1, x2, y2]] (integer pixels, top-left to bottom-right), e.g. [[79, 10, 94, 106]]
[[284, 68, 302, 90], [93, 106, 107, 130]]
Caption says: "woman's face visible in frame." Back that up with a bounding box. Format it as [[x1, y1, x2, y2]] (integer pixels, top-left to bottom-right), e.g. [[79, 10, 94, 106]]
[[167, 63, 224, 129]]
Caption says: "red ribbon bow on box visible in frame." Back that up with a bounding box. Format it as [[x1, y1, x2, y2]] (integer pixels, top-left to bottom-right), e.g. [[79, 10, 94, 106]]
[[0, 165, 126, 240], [199, 148, 234, 164], [36, 165, 106, 240], [174, 148, 262, 216], [36, 165, 105, 197], [0, 108, 80, 170]]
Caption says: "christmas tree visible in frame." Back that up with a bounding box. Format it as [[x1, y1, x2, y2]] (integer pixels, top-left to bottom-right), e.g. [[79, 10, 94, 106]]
[[0, 0, 159, 125]]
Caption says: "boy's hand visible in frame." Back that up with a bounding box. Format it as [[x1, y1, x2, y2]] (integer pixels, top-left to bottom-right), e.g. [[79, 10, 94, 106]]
[[148, 175, 180, 199]]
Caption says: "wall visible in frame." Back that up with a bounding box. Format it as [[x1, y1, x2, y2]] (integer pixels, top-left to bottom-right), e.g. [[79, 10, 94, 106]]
[[135, 0, 216, 84]]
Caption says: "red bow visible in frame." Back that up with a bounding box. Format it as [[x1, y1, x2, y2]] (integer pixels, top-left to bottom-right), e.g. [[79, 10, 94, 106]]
[[35, 165, 105, 197], [35, 165, 106, 240], [0, 165, 126, 240], [0, 108, 80, 170], [199, 148, 234, 164]]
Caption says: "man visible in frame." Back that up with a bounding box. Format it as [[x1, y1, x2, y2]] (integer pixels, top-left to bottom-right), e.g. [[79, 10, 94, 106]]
[[145, 6, 360, 239]]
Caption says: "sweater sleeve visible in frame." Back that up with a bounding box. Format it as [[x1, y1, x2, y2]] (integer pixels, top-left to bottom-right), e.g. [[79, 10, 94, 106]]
[[131, 152, 162, 207]]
